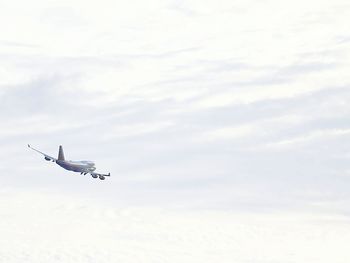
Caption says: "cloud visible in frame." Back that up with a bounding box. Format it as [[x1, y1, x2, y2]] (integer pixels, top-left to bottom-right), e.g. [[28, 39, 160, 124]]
[[1, 191, 350, 263], [0, 0, 350, 214]]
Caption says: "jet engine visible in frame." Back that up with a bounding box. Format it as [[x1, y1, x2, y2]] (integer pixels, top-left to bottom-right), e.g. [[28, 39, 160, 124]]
[[99, 175, 105, 180], [92, 174, 98, 178], [44, 157, 51, 161]]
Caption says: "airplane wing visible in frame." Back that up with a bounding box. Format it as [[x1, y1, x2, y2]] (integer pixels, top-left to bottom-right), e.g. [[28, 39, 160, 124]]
[[28, 144, 57, 162]]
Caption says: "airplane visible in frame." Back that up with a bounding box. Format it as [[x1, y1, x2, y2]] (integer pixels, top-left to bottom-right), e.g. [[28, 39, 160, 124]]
[[28, 144, 110, 180]]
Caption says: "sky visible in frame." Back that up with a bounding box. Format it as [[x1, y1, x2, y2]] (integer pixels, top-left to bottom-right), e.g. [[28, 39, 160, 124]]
[[1, 0, 350, 262], [1, 0, 350, 212]]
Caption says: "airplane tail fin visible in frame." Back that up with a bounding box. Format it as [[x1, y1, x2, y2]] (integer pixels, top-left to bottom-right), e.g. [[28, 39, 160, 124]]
[[58, 145, 65, 161]]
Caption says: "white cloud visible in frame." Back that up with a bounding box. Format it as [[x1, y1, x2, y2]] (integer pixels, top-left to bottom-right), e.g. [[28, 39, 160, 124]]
[[1, 191, 350, 263], [264, 128, 350, 150]]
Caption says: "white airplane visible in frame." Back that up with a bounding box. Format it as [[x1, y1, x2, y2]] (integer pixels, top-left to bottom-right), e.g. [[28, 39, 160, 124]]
[[28, 144, 110, 180]]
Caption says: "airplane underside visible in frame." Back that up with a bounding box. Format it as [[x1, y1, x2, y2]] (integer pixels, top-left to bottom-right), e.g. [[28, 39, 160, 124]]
[[80, 171, 106, 180]]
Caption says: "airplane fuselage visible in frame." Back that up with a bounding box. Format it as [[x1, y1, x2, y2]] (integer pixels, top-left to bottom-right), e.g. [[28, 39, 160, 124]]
[[56, 160, 96, 173]]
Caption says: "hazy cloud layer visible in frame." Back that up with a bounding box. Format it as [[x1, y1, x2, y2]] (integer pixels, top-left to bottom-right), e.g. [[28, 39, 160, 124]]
[[1, 192, 350, 263]]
